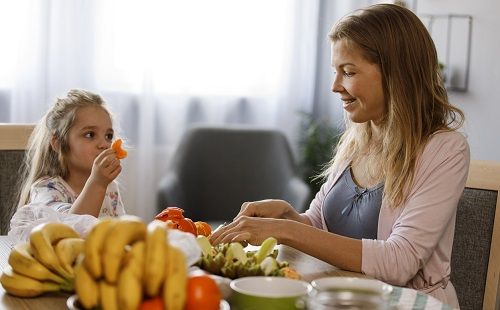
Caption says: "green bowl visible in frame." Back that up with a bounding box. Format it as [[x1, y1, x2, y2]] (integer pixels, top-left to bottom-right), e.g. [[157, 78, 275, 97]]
[[230, 276, 312, 310]]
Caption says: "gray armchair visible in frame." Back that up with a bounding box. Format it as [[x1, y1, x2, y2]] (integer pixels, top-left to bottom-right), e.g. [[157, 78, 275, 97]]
[[0, 124, 34, 234], [157, 126, 311, 224], [451, 160, 500, 310]]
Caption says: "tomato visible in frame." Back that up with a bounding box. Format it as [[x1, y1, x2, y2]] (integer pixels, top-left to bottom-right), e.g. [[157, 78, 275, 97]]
[[195, 221, 212, 237], [185, 275, 221, 310], [138, 297, 163, 310], [176, 217, 197, 235], [155, 207, 185, 221], [155, 207, 200, 236]]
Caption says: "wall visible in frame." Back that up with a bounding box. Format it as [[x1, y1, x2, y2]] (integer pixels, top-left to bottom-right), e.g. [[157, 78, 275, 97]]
[[418, 0, 500, 161]]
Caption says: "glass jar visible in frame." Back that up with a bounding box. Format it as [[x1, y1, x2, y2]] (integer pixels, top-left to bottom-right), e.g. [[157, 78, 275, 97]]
[[305, 288, 390, 310]]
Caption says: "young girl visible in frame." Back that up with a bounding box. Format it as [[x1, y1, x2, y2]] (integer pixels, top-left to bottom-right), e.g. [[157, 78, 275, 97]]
[[211, 4, 469, 308], [9, 89, 126, 240]]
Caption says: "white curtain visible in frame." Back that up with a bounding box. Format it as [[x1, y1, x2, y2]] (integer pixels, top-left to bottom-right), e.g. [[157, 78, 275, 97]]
[[0, 0, 329, 220]]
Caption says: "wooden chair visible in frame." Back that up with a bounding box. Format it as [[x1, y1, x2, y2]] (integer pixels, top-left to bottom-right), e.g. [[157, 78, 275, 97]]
[[0, 124, 34, 234], [451, 160, 500, 310]]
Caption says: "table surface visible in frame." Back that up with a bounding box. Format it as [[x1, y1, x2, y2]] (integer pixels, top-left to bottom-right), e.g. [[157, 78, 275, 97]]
[[0, 236, 452, 309]]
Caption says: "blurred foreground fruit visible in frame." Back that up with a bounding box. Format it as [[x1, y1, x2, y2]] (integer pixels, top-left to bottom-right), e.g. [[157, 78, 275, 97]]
[[76, 216, 188, 310], [139, 297, 164, 310], [1, 217, 190, 310], [185, 275, 221, 310]]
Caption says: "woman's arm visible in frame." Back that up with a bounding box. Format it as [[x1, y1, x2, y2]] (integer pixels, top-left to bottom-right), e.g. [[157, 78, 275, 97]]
[[210, 216, 362, 272], [361, 132, 470, 285]]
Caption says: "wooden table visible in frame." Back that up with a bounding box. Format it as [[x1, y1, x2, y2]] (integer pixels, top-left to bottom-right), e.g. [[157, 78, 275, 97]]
[[0, 236, 364, 309], [0, 236, 452, 309], [276, 244, 368, 282]]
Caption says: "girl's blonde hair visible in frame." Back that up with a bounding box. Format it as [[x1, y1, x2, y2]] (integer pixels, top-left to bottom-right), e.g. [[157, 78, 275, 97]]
[[323, 4, 464, 208], [17, 89, 111, 207]]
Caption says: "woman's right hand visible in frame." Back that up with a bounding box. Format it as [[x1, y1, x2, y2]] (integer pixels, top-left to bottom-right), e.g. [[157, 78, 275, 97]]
[[234, 199, 308, 224], [89, 148, 122, 188]]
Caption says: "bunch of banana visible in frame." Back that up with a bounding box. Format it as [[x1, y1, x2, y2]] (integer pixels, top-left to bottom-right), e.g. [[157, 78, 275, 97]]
[[74, 216, 188, 310], [76, 216, 146, 309], [0, 222, 84, 297]]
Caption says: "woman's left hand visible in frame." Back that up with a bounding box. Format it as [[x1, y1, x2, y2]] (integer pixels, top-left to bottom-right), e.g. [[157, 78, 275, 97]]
[[209, 216, 285, 246]]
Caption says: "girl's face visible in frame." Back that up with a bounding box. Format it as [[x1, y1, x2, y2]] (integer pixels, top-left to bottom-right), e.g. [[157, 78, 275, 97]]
[[331, 39, 386, 126], [65, 106, 113, 177]]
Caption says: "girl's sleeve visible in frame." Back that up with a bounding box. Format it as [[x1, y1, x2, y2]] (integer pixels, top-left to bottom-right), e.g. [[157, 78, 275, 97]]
[[110, 181, 126, 216], [361, 132, 470, 285], [29, 178, 73, 213], [99, 181, 126, 217], [8, 204, 98, 243]]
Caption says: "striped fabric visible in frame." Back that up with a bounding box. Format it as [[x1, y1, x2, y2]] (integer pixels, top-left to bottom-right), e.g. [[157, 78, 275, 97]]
[[390, 287, 455, 310]]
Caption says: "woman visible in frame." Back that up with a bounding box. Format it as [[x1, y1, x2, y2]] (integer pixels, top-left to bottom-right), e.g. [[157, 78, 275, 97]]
[[210, 4, 469, 307]]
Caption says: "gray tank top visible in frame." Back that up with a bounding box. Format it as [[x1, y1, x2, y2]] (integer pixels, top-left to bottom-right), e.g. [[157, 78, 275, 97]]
[[323, 166, 384, 239]]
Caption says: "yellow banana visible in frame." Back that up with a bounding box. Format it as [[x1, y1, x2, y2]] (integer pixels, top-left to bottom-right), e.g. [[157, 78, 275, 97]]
[[144, 221, 168, 297], [8, 242, 67, 284], [128, 240, 145, 279], [0, 266, 61, 297], [100, 280, 118, 310], [29, 222, 79, 279], [163, 245, 187, 310], [117, 241, 144, 310], [84, 218, 117, 278], [102, 216, 146, 283], [55, 237, 85, 277], [74, 257, 99, 309]]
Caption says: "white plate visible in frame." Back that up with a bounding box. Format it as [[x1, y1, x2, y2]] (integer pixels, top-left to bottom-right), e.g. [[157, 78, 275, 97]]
[[67, 294, 230, 310], [310, 277, 393, 296]]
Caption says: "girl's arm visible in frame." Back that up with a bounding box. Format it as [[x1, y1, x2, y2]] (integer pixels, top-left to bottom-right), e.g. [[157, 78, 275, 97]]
[[69, 149, 121, 217]]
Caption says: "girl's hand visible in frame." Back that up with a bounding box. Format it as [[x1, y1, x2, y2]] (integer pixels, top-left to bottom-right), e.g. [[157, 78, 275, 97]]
[[235, 199, 305, 223], [89, 149, 122, 188]]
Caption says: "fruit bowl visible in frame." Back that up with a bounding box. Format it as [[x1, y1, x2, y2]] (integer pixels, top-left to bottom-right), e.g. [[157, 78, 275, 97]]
[[66, 295, 230, 310]]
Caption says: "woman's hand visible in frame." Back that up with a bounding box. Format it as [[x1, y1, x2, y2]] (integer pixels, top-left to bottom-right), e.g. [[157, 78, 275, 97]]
[[209, 199, 312, 246], [235, 199, 307, 224], [209, 216, 287, 246], [89, 149, 122, 188]]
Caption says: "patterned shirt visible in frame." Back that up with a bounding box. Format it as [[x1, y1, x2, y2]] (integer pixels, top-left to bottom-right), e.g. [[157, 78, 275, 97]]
[[29, 176, 126, 217]]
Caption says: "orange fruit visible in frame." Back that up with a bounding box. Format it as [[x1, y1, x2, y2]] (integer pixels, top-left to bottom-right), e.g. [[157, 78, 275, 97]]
[[185, 275, 221, 310], [195, 221, 212, 237], [111, 138, 128, 159]]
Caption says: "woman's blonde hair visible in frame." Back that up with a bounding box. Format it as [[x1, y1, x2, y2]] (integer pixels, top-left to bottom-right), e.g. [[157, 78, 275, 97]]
[[324, 4, 464, 208], [17, 89, 111, 207]]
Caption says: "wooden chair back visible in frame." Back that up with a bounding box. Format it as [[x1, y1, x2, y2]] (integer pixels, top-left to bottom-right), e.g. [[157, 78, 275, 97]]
[[451, 160, 500, 310], [0, 124, 34, 234]]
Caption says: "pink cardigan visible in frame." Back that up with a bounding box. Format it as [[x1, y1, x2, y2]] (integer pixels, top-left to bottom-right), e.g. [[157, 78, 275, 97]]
[[304, 131, 469, 308]]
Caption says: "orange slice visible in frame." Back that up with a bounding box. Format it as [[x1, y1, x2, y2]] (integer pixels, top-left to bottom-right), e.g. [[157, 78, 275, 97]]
[[111, 139, 128, 159]]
